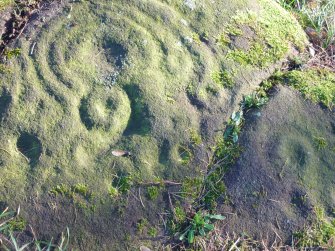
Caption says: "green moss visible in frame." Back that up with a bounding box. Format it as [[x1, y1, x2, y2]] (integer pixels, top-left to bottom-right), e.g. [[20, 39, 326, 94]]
[[3, 48, 21, 60], [0, 64, 10, 74], [224, 0, 307, 68], [280, 69, 335, 108], [8, 217, 26, 232], [50, 183, 93, 200], [215, 33, 230, 47], [191, 33, 201, 45]]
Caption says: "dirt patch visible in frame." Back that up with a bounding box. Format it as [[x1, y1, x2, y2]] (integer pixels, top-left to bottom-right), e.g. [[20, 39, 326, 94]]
[[220, 85, 335, 242]]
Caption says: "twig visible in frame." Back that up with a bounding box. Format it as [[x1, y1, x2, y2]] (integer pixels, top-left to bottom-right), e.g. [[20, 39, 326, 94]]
[[15, 22, 27, 40], [138, 188, 145, 209], [29, 225, 38, 242], [138, 180, 182, 187], [30, 42, 36, 55], [74, 206, 77, 224], [129, 190, 140, 202], [268, 199, 281, 203], [271, 227, 283, 243], [15, 148, 30, 163], [0, 148, 11, 156], [228, 237, 240, 251], [167, 192, 175, 219], [158, 213, 167, 231]]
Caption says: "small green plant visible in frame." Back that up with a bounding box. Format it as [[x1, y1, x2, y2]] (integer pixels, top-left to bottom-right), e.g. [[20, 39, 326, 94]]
[[189, 129, 202, 146], [294, 206, 335, 248], [205, 85, 219, 96], [182, 177, 203, 199], [72, 183, 90, 198], [199, 110, 242, 209], [242, 92, 269, 109], [49, 184, 73, 198], [108, 186, 119, 198], [200, 32, 209, 43], [174, 206, 187, 223], [112, 174, 133, 194], [211, 69, 234, 88], [313, 136, 327, 150], [148, 227, 158, 237], [224, 111, 243, 143], [215, 33, 230, 47], [8, 217, 26, 232], [146, 186, 160, 200], [186, 83, 196, 96], [179, 212, 225, 244], [136, 218, 149, 234], [178, 146, 192, 165], [4, 48, 21, 60], [191, 33, 201, 45]]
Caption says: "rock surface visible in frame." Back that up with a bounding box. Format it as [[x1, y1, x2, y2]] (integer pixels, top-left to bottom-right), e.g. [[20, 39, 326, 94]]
[[0, 0, 309, 249], [222, 85, 335, 241]]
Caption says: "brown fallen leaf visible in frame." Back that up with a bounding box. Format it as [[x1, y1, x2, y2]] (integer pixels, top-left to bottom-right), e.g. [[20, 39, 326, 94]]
[[140, 246, 152, 251], [112, 150, 131, 157]]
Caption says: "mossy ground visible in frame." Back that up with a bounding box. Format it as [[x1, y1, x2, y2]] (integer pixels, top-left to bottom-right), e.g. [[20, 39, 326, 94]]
[[0, 0, 308, 249]]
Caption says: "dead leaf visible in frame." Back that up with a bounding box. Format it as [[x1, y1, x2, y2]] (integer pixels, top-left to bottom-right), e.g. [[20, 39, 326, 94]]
[[140, 246, 152, 251], [112, 150, 131, 157]]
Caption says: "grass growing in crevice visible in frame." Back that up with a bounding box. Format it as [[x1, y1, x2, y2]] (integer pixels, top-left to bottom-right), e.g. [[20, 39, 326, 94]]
[[167, 81, 272, 248]]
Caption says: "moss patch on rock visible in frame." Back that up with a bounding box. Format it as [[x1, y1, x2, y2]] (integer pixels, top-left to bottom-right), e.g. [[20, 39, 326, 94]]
[[224, 0, 307, 68], [279, 68, 335, 108]]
